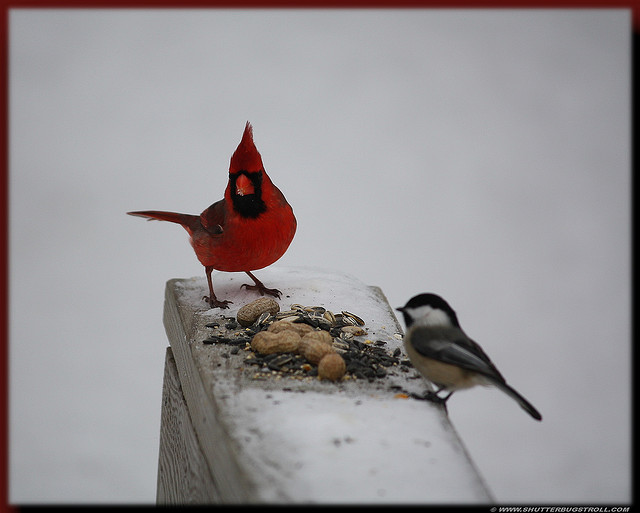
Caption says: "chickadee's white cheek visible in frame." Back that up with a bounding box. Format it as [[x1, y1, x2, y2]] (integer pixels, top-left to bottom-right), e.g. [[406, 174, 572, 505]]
[[426, 309, 453, 327], [407, 305, 434, 322], [408, 306, 452, 327]]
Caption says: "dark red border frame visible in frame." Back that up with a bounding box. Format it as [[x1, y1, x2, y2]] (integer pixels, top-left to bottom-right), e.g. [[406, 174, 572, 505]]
[[1, 4, 7, 511], [0, 2, 635, 510]]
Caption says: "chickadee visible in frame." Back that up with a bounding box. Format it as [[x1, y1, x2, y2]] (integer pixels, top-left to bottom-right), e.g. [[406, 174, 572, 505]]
[[396, 293, 542, 421]]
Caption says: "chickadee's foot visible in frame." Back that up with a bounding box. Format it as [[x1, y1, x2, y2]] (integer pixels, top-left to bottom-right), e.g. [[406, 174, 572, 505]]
[[410, 390, 453, 414], [411, 390, 447, 404]]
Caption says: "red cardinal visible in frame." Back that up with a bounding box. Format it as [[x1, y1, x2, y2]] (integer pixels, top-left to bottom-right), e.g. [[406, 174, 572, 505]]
[[128, 122, 296, 309]]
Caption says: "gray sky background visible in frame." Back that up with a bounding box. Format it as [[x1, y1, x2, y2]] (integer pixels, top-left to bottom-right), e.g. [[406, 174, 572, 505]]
[[9, 9, 630, 503]]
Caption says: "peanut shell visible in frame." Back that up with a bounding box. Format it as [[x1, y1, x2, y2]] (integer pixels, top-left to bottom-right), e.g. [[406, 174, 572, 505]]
[[318, 353, 347, 381], [251, 330, 300, 355], [237, 297, 280, 327]]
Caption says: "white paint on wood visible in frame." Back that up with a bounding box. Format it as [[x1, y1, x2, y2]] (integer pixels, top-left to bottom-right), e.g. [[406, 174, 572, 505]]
[[157, 347, 220, 504]]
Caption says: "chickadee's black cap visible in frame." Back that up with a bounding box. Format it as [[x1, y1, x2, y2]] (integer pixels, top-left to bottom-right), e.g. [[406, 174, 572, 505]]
[[397, 293, 460, 328]]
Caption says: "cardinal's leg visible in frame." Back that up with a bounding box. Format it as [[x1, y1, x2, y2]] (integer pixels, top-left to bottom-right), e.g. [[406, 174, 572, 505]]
[[203, 266, 232, 309], [241, 271, 282, 299]]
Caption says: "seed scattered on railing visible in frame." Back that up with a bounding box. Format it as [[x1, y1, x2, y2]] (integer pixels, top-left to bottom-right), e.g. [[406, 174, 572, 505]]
[[202, 301, 403, 383]]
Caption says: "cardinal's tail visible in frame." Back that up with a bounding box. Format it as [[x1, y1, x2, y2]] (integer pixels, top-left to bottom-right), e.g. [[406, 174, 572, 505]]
[[127, 210, 201, 233]]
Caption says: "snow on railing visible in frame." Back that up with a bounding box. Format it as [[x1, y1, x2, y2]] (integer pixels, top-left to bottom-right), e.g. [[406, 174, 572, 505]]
[[156, 266, 493, 504]]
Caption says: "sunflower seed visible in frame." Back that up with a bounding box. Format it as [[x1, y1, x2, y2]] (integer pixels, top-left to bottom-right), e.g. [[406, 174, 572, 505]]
[[332, 340, 350, 353], [342, 311, 365, 326], [323, 310, 336, 324], [341, 325, 366, 337], [255, 311, 273, 326], [276, 315, 303, 323]]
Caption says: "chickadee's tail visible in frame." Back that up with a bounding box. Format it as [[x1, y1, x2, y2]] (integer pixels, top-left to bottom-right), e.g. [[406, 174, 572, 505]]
[[495, 382, 542, 421]]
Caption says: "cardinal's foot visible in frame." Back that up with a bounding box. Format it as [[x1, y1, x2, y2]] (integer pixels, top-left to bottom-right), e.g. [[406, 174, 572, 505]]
[[203, 295, 232, 309], [241, 283, 282, 299]]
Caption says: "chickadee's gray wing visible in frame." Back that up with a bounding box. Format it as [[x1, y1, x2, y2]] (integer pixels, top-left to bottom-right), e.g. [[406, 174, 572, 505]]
[[409, 326, 542, 421], [409, 326, 506, 383]]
